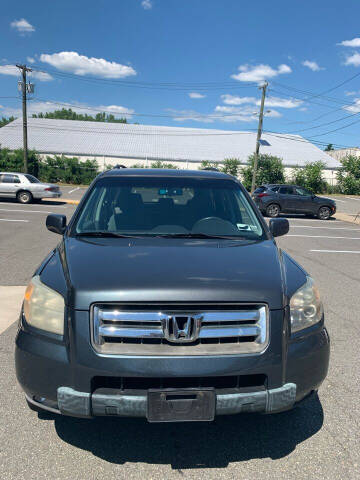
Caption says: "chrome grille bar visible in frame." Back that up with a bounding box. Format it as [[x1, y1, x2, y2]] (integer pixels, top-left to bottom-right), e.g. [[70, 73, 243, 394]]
[[92, 304, 269, 355]]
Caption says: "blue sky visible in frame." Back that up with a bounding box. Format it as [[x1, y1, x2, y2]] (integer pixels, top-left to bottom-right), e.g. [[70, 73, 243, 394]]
[[1, 0, 360, 149]]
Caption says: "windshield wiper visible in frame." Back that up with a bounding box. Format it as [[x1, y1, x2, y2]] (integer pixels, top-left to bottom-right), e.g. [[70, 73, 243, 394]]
[[155, 233, 246, 240], [75, 231, 140, 238]]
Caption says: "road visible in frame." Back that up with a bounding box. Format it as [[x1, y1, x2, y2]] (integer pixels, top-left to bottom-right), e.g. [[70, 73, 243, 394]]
[[0, 198, 359, 479]]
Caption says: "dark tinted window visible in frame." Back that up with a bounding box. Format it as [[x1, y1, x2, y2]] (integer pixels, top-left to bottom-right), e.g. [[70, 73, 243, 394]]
[[254, 186, 266, 194], [279, 186, 294, 195], [24, 174, 40, 183], [271, 186, 280, 192], [73, 176, 265, 239]]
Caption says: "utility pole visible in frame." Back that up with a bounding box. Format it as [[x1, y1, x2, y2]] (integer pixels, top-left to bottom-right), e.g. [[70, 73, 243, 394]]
[[251, 81, 268, 193], [16, 64, 33, 173]]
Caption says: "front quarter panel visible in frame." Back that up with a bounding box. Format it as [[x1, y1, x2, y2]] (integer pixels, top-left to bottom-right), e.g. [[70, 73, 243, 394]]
[[279, 249, 308, 306]]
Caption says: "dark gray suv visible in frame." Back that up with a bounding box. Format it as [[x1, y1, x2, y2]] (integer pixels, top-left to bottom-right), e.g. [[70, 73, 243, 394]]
[[15, 169, 329, 422], [252, 184, 336, 219]]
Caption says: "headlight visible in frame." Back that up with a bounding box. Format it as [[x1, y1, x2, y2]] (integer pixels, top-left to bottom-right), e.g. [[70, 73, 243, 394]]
[[290, 277, 323, 333], [23, 275, 65, 335]]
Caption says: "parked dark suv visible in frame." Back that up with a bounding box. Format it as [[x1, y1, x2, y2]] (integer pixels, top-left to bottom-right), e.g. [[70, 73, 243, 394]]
[[15, 169, 329, 422], [252, 184, 336, 219]]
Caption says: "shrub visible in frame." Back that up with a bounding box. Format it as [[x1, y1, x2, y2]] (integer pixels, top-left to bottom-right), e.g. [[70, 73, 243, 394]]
[[200, 160, 219, 170], [336, 155, 360, 194], [0, 148, 99, 184], [150, 160, 178, 169], [221, 158, 241, 177], [291, 161, 327, 193], [242, 154, 285, 191]]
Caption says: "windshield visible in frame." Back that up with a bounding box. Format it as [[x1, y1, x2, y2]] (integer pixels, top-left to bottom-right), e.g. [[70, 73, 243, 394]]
[[73, 176, 265, 240]]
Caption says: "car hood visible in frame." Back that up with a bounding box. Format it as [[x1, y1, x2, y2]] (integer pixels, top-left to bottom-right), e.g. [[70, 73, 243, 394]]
[[45, 236, 290, 310]]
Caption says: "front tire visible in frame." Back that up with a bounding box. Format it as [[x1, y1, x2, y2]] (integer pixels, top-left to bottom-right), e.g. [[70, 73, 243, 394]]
[[266, 203, 280, 218], [318, 206, 331, 220], [17, 191, 33, 204]]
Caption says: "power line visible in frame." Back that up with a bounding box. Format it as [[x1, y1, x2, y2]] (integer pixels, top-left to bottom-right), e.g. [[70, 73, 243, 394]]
[[283, 109, 360, 134], [25, 97, 263, 120], [29, 65, 258, 91]]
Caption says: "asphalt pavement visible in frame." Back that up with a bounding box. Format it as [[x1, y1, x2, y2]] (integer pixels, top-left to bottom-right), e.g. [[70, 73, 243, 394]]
[[0, 197, 359, 479]]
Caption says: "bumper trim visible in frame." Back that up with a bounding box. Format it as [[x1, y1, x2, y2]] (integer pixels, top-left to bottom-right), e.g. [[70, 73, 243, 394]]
[[55, 383, 297, 418], [25, 394, 61, 415]]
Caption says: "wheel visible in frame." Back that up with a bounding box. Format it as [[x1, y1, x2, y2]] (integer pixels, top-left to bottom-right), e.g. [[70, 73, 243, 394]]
[[266, 204, 280, 218], [318, 206, 331, 220], [17, 190, 33, 204]]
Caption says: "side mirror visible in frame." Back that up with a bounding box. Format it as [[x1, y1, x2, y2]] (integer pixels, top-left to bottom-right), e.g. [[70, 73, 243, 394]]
[[269, 218, 289, 238], [46, 214, 67, 235]]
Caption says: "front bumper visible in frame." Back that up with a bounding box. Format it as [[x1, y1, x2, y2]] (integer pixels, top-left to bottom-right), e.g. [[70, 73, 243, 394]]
[[26, 382, 297, 417], [15, 309, 330, 419]]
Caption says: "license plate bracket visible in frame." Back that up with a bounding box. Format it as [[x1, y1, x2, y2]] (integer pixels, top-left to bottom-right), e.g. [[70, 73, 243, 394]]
[[147, 388, 215, 423]]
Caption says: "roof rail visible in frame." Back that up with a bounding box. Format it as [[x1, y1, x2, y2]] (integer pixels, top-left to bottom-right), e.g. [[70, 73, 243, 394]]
[[202, 167, 219, 172], [112, 164, 127, 169]]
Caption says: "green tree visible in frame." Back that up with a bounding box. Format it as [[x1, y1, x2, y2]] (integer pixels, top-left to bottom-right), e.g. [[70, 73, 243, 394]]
[[0, 116, 16, 128], [150, 160, 178, 169], [336, 155, 360, 194], [221, 158, 241, 177], [242, 154, 285, 191], [324, 144, 334, 151], [32, 108, 128, 124], [292, 161, 327, 193]]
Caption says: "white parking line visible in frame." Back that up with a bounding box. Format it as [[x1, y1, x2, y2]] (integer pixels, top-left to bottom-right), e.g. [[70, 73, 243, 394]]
[[291, 225, 360, 232], [0, 218, 29, 222], [345, 196, 360, 201], [0, 202, 67, 209], [327, 197, 346, 203], [288, 234, 360, 240], [310, 249, 360, 254], [0, 208, 54, 214], [68, 187, 81, 194]]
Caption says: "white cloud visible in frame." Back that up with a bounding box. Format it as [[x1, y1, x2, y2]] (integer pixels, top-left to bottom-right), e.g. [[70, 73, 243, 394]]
[[231, 63, 291, 82], [141, 0, 152, 9], [338, 38, 360, 47], [221, 94, 301, 109], [345, 90, 360, 96], [221, 94, 257, 105], [302, 60, 324, 71], [0, 64, 53, 81], [10, 18, 35, 34], [188, 92, 206, 99], [264, 96, 302, 108], [343, 98, 360, 113], [344, 52, 360, 67], [40, 51, 136, 79], [0, 101, 134, 119], [27, 57, 35, 64]]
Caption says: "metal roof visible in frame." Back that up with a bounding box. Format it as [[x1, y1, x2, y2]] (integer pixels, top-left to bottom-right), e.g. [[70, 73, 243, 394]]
[[0, 118, 340, 168]]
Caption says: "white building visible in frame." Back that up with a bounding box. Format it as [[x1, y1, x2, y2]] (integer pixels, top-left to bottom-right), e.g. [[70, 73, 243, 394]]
[[0, 118, 340, 182]]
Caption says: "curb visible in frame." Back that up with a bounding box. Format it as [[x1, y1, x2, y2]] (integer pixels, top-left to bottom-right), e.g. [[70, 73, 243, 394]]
[[47, 198, 80, 205], [335, 212, 360, 225]]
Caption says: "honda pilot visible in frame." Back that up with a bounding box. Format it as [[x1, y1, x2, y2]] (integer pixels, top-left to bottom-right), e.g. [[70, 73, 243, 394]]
[[15, 169, 329, 422]]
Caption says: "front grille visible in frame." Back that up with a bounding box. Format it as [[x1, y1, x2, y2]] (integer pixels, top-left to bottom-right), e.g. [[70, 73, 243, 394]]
[[91, 303, 269, 356]]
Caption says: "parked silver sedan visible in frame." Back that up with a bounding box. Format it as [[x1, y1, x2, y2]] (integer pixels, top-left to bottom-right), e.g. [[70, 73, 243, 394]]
[[0, 172, 62, 204]]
